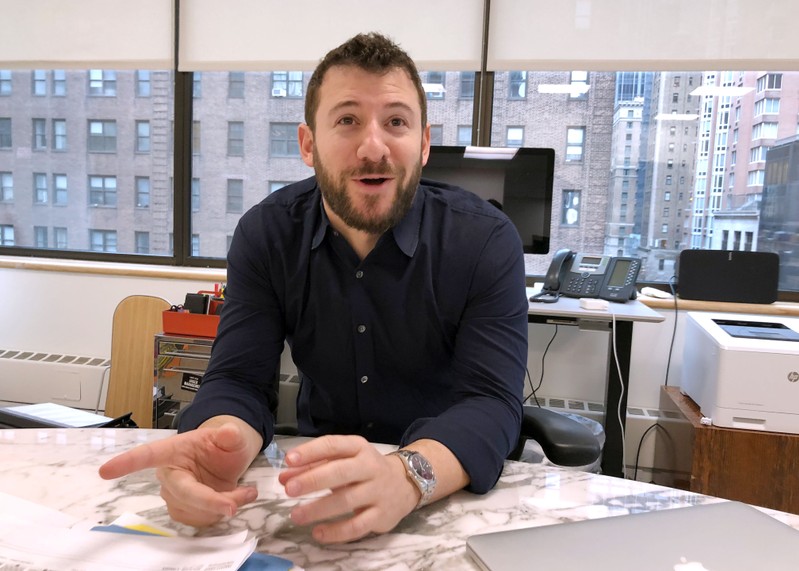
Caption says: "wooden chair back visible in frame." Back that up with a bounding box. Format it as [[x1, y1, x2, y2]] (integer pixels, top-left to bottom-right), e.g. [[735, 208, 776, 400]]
[[105, 295, 170, 428]]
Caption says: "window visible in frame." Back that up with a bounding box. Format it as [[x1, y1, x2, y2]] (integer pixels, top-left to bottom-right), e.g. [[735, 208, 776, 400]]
[[664, 191, 671, 201], [562, 190, 581, 225], [52, 70, 66, 96], [89, 229, 117, 252], [269, 181, 293, 193], [191, 178, 200, 212], [227, 121, 244, 156], [756, 73, 783, 92], [33, 173, 48, 204], [136, 120, 151, 153], [424, 71, 445, 99], [192, 120, 201, 155], [191, 233, 200, 256], [457, 125, 472, 146], [565, 127, 585, 161], [271, 71, 303, 98], [754, 97, 780, 115], [228, 72, 245, 98], [88, 120, 117, 152], [0, 225, 14, 246], [193, 72, 202, 98], [666, 175, 673, 185], [0, 70, 11, 95], [136, 70, 151, 97], [52, 119, 67, 151], [269, 122, 300, 156], [227, 179, 243, 213], [135, 176, 150, 208], [88, 70, 117, 96], [430, 125, 444, 146], [0, 172, 12, 201], [460, 72, 475, 99], [135, 231, 150, 254], [0, 118, 11, 148], [32, 118, 47, 150], [750, 145, 769, 162], [88, 175, 117, 207], [506, 126, 524, 147], [32, 70, 47, 96], [509, 71, 527, 99], [570, 71, 589, 99], [53, 174, 67, 205], [751, 122, 778, 139], [34, 226, 47, 248], [54, 227, 67, 249]]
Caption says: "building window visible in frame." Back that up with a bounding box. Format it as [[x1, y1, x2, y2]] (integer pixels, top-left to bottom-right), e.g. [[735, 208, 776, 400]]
[[460, 72, 475, 99], [664, 191, 671, 201], [87, 120, 117, 152], [135, 231, 150, 254], [0, 118, 11, 148], [88, 69, 117, 96], [661, 224, 668, 233], [756, 73, 783, 92], [32, 70, 47, 96], [227, 121, 244, 156], [191, 233, 200, 256], [509, 71, 527, 99], [34, 226, 48, 248], [0, 172, 12, 201], [228, 72, 245, 98], [89, 229, 117, 252], [53, 174, 67, 205], [51, 70, 66, 95], [136, 70, 151, 97], [565, 127, 585, 161], [193, 72, 202, 98], [430, 125, 444, 146], [32, 118, 47, 150], [88, 175, 117, 207], [269, 123, 300, 157], [191, 178, 200, 212], [424, 71, 445, 99], [269, 181, 292, 194], [54, 227, 67, 249], [226, 179, 243, 213], [271, 71, 303, 98], [135, 176, 150, 208], [192, 120, 201, 155], [52, 119, 67, 151], [751, 122, 778, 139], [0, 70, 12, 95], [666, 175, 673, 185], [0, 225, 14, 246], [506, 126, 524, 147], [561, 189, 581, 225], [457, 125, 472, 146], [33, 173, 48, 204], [570, 71, 589, 99], [135, 120, 150, 153], [754, 97, 780, 115]]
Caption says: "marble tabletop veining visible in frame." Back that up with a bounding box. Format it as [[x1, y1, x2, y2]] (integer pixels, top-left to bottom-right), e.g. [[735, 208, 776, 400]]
[[2, 428, 798, 570]]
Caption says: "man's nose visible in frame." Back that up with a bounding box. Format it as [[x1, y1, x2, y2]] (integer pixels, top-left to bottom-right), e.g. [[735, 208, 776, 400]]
[[356, 121, 389, 162]]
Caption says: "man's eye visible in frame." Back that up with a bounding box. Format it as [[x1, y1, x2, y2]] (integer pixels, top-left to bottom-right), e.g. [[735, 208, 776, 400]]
[[338, 117, 355, 125], [390, 118, 407, 127]]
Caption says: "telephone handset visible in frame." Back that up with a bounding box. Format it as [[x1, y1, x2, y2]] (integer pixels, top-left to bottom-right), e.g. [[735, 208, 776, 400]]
[[530, 249, 641, 303]]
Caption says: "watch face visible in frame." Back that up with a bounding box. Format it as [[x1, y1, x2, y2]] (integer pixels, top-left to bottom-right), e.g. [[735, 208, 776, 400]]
[[409, 453, 434, 480]]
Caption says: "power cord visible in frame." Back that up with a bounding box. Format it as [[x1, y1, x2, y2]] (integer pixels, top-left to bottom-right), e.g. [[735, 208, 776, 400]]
[[524, 324, 559, 406], [663, 275, 678, 386], [608, 307, 628, 478]]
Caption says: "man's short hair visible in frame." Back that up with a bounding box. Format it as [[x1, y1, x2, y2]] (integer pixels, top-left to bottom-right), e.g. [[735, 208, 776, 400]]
[[304, 32, 428, 132]]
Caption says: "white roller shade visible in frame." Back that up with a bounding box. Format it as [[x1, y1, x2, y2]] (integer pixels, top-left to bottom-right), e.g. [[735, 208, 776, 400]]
[[179, 0, 484, 71], [0, 0, 174, 69], [489, 0, 799, 71]]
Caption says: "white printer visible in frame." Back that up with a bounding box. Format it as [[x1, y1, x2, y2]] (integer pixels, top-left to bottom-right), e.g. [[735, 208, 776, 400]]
[[681, 311, 799, 434]]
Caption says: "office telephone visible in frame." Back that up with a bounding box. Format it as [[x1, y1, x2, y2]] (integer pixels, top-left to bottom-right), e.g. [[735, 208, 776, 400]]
[[530, 249, 641, 303]]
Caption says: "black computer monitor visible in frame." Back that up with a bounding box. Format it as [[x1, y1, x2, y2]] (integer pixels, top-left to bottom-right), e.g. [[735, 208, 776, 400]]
[[422, 145, 555, 254]]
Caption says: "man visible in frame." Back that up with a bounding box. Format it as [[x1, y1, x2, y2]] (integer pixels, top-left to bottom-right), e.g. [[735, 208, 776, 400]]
[[100, 32, 528, 544]]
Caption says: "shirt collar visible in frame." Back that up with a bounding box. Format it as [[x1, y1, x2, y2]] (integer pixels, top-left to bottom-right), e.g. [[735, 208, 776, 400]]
[[310, 184, 424, 257]]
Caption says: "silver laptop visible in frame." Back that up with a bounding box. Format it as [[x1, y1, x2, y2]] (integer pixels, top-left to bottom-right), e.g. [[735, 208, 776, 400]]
[[466, 501, 799, 570]]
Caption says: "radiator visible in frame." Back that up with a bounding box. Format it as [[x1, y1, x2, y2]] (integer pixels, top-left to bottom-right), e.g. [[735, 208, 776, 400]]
[[0, 349, 111, 413]]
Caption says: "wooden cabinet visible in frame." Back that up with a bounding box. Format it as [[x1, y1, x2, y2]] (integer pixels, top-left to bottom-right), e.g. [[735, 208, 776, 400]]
[[656, 386, 799, 515]]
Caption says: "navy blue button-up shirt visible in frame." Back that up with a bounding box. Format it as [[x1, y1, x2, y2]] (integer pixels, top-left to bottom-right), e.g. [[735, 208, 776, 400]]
[[180, 176, 528, 492]]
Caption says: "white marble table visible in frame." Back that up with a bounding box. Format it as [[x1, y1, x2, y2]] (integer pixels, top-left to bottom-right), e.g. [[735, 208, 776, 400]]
[[3, 428, 798, 570]]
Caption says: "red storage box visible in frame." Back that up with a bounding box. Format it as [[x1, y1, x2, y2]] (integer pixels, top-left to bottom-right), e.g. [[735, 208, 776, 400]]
[[162, 310, 220, 338]]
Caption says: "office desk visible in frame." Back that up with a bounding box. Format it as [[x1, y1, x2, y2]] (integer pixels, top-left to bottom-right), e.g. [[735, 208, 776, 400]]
[[3, 428, 797, 570], [527, 294, 664, 477]]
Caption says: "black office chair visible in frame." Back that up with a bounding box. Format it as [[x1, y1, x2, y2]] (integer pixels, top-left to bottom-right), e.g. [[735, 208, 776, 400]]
[[508, 405, 602, 468]]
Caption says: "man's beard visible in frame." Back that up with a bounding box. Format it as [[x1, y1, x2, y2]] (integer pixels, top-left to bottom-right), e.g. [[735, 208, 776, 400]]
[[314, 147, 422, 235]]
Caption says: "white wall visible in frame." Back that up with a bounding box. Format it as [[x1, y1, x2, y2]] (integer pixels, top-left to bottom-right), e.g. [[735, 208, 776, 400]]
[[0, 263, 686, 410]]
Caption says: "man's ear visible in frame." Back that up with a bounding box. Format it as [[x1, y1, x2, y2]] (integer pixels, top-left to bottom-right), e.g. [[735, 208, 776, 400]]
[[298, 123, 314, 167], [420, 123, 431, 166]]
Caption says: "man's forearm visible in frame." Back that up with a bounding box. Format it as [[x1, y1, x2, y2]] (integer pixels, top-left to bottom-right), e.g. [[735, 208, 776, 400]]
[[396, 438, 470, 506]]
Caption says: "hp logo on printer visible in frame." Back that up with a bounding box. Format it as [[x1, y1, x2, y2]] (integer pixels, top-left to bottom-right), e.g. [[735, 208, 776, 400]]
[[789, 371, 799, 383]]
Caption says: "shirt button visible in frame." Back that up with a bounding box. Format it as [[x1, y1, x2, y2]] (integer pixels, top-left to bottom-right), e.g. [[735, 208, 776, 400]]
[[360, 375, 368, 384], [355, 270, 364, 279], [366, 422, 374, 429], [357, 324, 366, 333]]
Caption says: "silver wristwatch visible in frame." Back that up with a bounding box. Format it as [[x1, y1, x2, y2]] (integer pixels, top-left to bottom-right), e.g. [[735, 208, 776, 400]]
[[391, 449, 436, 508]]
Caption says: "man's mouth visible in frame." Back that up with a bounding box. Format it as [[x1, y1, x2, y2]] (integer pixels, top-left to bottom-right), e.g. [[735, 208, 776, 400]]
[[360, 176, 390, 185]]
